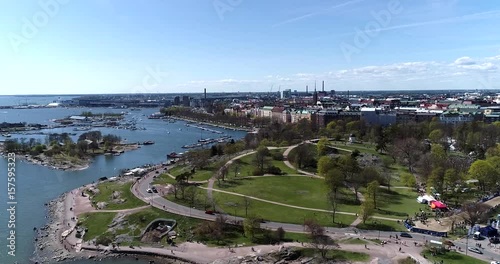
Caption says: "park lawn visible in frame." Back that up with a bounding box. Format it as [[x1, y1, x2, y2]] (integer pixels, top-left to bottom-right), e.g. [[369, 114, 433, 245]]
[[374, 187, 423, 218], [356, 219, 406, 232], [213, 176, 360, 213], [298, 248, 370, 262], [228, 151, 297, 177], [92, 181, 146, 210], [78, 212, 117, 241], [168, 164, 216, 182], [422, 249, 488, 264], [165, 187, 213, 211], [389, 163, 411, 187], [212, 192, 357, 227], [152, 173, 177, 185]]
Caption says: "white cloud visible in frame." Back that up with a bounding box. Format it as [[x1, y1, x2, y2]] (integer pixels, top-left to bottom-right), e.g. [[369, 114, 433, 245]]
[[176, 54, 500, 92], [454, 56, 476, 65]]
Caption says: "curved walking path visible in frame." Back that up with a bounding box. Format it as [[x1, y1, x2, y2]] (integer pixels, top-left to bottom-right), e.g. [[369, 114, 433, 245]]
[[201, 186, 400, 222]]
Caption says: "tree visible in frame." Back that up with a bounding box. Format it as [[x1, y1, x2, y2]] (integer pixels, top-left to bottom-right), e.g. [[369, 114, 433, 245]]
[[461, 202, 490, 228], [316, 137, 329, 157], [303, 218, 336, 259], [185, 186, 198, 207], [392, 137, 422, 172], [338, 155, 361, 202], [290, 143, 314, 169], [468, 160, 498, 192], [216, 165, 229, 184], [255, 146, 270, 173], [428, 129, 444, 144], [243, 215, 261, 240], [325, 168, 344, 223], [317, 156, 336, 177], [243, 196, 252, 217], [400, 172, 417, 189], [366, 180, 379, 208], [275, 227, 286, 242], [359, 199, 375, 224]]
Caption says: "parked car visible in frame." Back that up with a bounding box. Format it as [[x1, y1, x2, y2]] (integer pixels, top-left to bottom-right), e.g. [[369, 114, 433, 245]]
[[490, 237, 500, 244], [468, 247, 483, 254], [400, 232, 412, 238], [205, 210, 214, 215], [146, 188, 153, 193]]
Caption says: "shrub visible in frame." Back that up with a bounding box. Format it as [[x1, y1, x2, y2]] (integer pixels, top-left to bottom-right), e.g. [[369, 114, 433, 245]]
[[271, 152, 284, 161], [266, 166, 282, 175], [252, 168, 264, 176]]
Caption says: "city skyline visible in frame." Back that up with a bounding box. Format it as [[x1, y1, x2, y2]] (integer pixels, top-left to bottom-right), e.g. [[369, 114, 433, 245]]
[[1, 0, 500, 95]]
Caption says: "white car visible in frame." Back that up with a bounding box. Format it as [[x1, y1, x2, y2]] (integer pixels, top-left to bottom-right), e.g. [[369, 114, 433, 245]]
[[146, 188, 153, 193]]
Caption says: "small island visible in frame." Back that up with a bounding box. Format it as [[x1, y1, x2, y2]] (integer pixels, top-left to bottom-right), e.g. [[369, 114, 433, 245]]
[[0, 131, 140, 170]]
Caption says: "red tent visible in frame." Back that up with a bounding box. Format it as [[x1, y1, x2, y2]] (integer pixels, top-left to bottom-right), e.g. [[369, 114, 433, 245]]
[[430, 200, 447, 210]]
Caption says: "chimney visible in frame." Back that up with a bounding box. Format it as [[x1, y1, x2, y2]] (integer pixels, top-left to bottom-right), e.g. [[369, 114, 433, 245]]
[[306, 85, 308, 94], [322, 81, 324, 92], [204, 88, 207, 99]]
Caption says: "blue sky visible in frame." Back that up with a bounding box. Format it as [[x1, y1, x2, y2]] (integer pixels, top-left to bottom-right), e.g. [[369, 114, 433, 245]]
[[1, 0, 500, 95]]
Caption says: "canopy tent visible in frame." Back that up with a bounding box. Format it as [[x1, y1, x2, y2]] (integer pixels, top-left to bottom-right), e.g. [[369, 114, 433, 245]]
[[430, 200, 447, 210], [417, 194, 435, 204]]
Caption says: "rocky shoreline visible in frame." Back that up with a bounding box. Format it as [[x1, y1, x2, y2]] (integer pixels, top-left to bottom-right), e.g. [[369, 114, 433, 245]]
[[33, 193, 190, 264], [0, 143, 139, 171], [33, 194, 89, 263]]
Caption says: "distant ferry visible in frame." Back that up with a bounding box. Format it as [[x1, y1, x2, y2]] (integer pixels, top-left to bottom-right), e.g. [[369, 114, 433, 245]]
[[143, 141, 155, 145]]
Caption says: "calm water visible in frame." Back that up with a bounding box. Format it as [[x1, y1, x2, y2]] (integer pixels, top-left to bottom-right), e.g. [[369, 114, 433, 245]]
[[0, 102, 246, 263]]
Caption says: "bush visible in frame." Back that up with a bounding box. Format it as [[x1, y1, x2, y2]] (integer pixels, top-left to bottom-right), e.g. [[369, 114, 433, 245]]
[[271, 152, 284, 161], [266, 166, 282, 175], [95, 233, 114, 246], [252, 168, 264, 176]]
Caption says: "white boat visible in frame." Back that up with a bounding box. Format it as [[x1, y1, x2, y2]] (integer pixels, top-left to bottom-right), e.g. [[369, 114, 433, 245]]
[[1, 133, 11, 137]]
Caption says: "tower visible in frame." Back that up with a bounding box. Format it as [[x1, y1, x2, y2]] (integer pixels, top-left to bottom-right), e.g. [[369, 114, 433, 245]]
[[322, 81, 325, 92]]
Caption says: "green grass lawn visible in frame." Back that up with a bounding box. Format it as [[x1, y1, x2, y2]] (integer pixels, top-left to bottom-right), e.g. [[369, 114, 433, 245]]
[[422, 249, 488, 264], [165, 186, 213, 211], [374, 187, 423, 218], [213, 176, 361, 213], [151, 173, 177, 185], [78, 212, 117, 240], [227, 151, 298, 177], [91, 181, 146, 210], [298, 248, 370, 262], [356, 219, 406, 232], [168, 165, 216, 182], [212, 192, 356, 227]]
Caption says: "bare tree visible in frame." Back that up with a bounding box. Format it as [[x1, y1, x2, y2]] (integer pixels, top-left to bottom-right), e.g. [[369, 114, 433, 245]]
[[392, 137, 422, 173], [243, 196, 252, 217], [461, 202, 491, 228], [304, 218, 337, 259]]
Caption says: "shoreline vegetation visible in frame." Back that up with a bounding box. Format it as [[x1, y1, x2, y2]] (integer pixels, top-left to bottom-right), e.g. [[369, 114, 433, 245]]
[[0, 131, 141, 171]]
